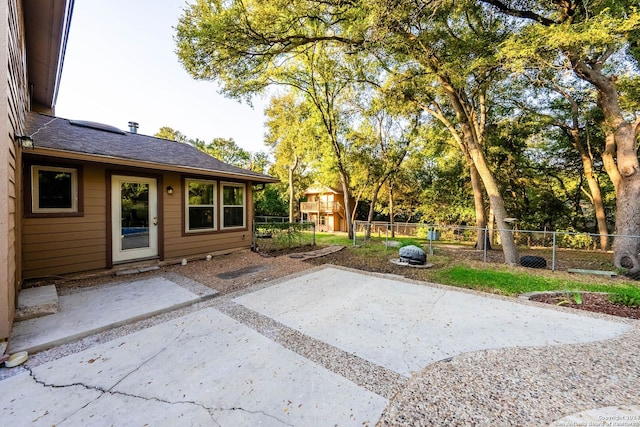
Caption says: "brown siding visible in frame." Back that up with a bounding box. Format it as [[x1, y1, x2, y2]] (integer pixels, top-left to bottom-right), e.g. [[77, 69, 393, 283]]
[[21, 167, 255, 278], [163, 173, 252, 260], [0, 0, 28, 340], [22, 165, 107, 278]]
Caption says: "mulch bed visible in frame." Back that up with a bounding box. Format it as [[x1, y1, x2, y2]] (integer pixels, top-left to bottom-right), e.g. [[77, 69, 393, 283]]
[[529, 293, 640, 320]]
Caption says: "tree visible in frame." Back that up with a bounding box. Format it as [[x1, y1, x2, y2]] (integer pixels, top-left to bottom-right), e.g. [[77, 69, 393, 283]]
[[177, 3, 363, 236], [367, 2, 520, 257], [176, 0, 520, 261], [254, 185, 288, 217], [347, 93, 413, 237], [265, 92, 319, 222], [202, 137, 251, 168], [484, 0, 640, 271], [155, 126, 189, 143]]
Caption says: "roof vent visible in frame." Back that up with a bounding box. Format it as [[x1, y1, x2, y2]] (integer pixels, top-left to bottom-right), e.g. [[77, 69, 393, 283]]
[[128, 121, 139, 134]]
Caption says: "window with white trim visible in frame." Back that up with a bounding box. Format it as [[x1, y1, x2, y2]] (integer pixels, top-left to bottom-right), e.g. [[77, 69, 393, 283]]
[[185, 179, 216, 232], [222, 183, 245, 229], [32, 166, 78, 213]]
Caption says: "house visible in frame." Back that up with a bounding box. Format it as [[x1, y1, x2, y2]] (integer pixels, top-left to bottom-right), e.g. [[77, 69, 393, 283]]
[[21, 112, 277, 280], [1, 0, 75, 344], [300, 184, 347, 232], [0, 0, 276, 343]]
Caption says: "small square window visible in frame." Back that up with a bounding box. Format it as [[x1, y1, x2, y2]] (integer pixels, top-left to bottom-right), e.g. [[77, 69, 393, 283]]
[[32, 166, 78, 213]]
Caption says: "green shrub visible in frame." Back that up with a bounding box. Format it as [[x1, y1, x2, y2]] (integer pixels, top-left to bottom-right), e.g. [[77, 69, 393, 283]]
[[609, 293, 640, 308], [556, 230, 593, 249]]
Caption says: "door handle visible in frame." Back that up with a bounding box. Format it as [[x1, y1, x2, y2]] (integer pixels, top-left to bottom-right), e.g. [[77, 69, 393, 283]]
[[153, 216, 158, 226]]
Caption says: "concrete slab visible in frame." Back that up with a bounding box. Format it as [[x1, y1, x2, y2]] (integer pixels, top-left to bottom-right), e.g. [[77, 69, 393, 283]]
[[1, 308, 387, 426], [9, 277, 207, 353], [235, 267, 631, 377], [15, 285, 59, 321]]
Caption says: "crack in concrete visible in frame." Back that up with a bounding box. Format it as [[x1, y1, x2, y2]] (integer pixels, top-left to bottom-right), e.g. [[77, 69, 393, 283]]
[[215, 406, 295, 426], [107, 320, 190, 392], [21, 313, 292, 426], [22, 316, 223, 426], [26, 366, 221, 425]]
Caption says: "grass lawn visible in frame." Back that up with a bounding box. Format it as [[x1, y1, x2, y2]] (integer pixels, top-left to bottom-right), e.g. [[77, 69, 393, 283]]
[[310, 232, 640, 307]]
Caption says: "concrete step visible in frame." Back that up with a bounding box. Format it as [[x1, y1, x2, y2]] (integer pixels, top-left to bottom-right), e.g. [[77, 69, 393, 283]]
[[15, 285, 59, 321]]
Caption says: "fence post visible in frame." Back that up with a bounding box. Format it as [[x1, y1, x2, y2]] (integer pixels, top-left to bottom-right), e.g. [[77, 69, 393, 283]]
[[483, 226, 488, 263], [353, 221, 357, 246], [552, 231, 557, 271], [252, 219, 256, 251], [385, 224, 389, 250]]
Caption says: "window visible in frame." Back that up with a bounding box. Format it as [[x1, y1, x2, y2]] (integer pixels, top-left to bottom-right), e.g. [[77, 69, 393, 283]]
[[32, 166, 78, 213], [222, 183, 245, 229], [185, 179, 216, 232], [319, 215, 327, 225]]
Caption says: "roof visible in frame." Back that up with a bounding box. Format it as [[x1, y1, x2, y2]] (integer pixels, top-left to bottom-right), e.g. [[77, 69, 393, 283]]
[[24, 113, 277, 183], [23, 0, 74, 109]]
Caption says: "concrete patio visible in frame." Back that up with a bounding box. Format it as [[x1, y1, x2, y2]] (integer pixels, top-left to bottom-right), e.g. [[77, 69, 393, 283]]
[[1, 266, 637, 425]]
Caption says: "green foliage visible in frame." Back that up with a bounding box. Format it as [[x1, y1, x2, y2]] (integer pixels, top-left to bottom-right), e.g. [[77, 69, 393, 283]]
[[556, 230, 594, 250], [155, 127, 189, 143], [254, 222, 315, 251], [173, 0, 638, 250], [203, 137, 251, 167], [254, 186, 287, 217], [557, 291, 583, 306], [609, 292, 640, 308], [435, 266, 640, 301]]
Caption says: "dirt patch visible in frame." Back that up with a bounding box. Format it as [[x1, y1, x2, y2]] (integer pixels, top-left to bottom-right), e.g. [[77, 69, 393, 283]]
[[529, 292, 640, 320]]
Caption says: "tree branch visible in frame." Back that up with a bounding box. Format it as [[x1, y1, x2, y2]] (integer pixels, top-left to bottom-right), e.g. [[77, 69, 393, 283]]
[[479, 0, 557, 26]]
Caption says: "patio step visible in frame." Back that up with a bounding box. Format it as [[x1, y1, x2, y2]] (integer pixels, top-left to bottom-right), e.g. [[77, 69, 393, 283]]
[[15, 285, 59, 321]]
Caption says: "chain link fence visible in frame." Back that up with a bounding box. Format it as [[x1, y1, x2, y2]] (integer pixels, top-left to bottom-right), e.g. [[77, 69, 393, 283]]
[[353, 221, 639, 274], [252, 221, 316, 252]]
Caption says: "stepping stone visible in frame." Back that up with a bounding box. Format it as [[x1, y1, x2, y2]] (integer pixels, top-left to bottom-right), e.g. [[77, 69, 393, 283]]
[[15, 285, 59, 321]]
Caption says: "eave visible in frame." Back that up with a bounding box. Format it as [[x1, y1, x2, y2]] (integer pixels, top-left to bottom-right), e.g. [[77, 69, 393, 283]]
[[26, 146, 279, 184]]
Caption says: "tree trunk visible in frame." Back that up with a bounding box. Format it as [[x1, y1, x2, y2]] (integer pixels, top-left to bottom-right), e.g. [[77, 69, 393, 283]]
[[288, 154, 299, 223], [465, 131, 519, 264], [338, 170, 353, 238], [580, 152, 609, 249], [432, 70, 518, 264], [389, 180, 395, 238], [488, 205, 495, 246], [613, 174, 640, 272], [557, 86, 610, 249], [572, 59, 640, 270], [365, 178, 389, 239], [440, 83, 519, 264], [465, 152, 487, 249]]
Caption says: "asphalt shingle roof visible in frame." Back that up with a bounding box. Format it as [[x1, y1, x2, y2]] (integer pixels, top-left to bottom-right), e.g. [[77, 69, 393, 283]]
[[24, 112, 276, 182]]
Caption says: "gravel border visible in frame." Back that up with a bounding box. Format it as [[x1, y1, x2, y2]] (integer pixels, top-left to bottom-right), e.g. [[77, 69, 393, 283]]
[[378, 323, 640, 426]]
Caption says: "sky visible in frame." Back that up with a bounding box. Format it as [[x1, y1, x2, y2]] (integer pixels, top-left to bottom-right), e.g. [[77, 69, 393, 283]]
[[55, 0, 270, 153]]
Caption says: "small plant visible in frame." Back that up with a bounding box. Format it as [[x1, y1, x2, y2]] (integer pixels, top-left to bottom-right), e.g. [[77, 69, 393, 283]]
[[609, 293, 640, 308], [557, 291, 583, 306]]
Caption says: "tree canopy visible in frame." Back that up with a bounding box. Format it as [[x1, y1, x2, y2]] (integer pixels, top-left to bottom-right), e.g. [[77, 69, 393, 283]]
[[175, 0, 640, 269]]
